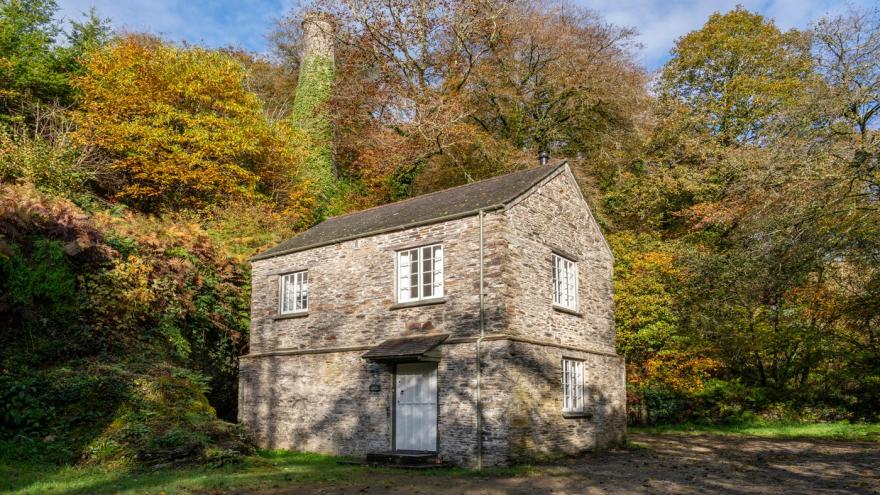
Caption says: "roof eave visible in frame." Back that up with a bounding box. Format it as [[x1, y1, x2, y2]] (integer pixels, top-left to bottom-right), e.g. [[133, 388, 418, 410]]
[[251, 160, 568, 263], [251, 203, 506, 262]]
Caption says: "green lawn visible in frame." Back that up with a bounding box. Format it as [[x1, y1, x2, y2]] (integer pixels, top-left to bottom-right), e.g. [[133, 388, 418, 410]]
[[1, 450, 526, 495], [630, 420, 880, 442]]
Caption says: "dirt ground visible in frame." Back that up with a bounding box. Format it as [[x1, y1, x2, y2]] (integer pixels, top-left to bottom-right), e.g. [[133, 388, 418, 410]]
[[262, 433, 880, 495]]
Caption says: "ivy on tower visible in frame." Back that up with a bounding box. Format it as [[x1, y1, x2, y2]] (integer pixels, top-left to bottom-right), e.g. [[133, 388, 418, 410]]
[[291, 11, 338, 216]]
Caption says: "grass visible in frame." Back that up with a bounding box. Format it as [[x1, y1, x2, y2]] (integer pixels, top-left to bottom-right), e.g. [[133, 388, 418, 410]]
[[5, 422, 879, 494], [631, 420, 880, 442], [0, 450, 531, 495]]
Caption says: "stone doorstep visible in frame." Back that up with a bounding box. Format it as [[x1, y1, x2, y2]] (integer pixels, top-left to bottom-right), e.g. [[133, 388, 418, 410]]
[[347, 451, 449, 469]]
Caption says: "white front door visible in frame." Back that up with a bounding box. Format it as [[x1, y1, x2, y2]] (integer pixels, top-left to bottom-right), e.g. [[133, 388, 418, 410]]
[[395, 362, 438, 451]]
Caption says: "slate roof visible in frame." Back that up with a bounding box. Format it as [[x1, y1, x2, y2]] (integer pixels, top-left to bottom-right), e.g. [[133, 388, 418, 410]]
[[254, 160, 567, 260], [361, 333, 450, 362]]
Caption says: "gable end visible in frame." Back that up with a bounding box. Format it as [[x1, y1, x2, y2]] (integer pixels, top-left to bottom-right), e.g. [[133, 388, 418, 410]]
[[503, 164, 612, 259]]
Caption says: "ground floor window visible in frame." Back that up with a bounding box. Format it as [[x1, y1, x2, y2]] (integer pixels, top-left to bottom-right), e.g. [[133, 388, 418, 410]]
[[562, 358, 584, 412]]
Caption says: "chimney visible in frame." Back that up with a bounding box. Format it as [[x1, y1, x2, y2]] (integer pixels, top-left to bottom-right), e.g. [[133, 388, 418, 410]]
[[292, 11, 338, 214], [538, 151, 550, 166], [300, 11, 335, 65]]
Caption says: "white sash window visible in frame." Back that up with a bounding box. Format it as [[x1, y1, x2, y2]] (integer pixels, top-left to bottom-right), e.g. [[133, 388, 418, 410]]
[[397, 244, 444, 303], [552, 253, 578, 310], [562, 358, 585, 412], [279, 270, 309, 314]]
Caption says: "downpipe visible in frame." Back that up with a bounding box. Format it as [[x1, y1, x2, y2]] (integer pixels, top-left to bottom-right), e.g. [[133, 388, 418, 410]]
[[475, 210, 485, 471]]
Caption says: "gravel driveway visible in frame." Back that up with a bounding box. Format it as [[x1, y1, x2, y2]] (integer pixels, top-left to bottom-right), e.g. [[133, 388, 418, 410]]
[[234, 433, 880, 495], [555, 433, 880, 494]]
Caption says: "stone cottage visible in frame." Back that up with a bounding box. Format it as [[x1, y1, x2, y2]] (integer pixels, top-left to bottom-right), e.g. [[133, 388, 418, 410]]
[[238, 160, 626, 467]]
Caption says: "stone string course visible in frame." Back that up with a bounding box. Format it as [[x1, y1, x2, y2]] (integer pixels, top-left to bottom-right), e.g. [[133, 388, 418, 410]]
[[239, 165, 625, 467]]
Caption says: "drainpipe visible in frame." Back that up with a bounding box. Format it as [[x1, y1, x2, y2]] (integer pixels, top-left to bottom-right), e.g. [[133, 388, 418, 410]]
[[475, 210, 485, 471]]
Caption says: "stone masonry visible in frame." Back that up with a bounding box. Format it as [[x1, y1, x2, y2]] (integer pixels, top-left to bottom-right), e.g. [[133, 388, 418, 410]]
[[239, 163, 626, 467]]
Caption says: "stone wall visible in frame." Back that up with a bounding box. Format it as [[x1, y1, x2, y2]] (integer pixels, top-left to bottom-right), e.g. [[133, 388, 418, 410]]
[[248, 212, 508, 354], [504, 169, 616, 352], [240, 164, 625, 466], [503, 341, 626, 462], [498, 168, 625, 459], [239, 339, 515, 467], [238, 350, 393, 455], [436, 340, 513, 467], [300, 11, 334, 63]]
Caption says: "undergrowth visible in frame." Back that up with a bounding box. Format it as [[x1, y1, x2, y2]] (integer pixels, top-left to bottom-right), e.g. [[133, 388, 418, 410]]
[[1, 184, 255, 468]]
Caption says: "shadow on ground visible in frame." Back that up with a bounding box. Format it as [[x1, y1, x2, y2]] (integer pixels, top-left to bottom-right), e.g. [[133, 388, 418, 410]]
[[8, 433, 880, 495], [242, 433, 880, 495]]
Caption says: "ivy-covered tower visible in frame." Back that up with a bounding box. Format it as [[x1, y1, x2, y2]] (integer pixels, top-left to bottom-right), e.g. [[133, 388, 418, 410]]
[[292, 11, 338, 214]]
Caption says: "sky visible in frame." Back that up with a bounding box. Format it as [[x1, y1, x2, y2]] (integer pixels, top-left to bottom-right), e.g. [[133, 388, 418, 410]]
[[57, 0, 874, 70]]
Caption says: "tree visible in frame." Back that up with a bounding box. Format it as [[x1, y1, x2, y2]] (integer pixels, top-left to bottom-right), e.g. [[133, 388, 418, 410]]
[[0, 0, 65, 121], [327, 0, 510, 186], [468, 2, 645, 160], [602, 6, 880, 421], [665, 6, 880, 408], [814, 8, 880, 140], [72, 35, 311, 212], [275, 0, 646, 204], [812, 8, 880, 196], [58, 8, 112, 74], [0, 1, 110, 124], [658, 7, 811, 144]]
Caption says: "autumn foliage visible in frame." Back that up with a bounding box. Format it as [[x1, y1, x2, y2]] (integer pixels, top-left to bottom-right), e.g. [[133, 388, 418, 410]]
[[0, 183, 255, 464], [2, 0, 880, 468], [72, 35, 314, 215]]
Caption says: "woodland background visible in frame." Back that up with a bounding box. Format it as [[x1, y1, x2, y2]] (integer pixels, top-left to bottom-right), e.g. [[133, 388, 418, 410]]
[[1, 0, 878, 468]]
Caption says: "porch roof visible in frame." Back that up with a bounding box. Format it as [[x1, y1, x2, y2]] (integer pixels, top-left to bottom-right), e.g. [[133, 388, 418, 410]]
[[361, 333, 450, 362]]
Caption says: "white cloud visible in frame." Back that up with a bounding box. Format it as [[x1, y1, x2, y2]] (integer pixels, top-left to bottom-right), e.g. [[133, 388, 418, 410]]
[[57, 0, 875, 69], [56, 0, 288, 52], [577, 0, 876, 70]]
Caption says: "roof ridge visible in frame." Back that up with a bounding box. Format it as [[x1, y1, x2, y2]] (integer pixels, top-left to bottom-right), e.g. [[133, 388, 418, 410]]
[[321, 161, 564, 224], [499, 161, 567, 205], [253, 160, 568, 261]]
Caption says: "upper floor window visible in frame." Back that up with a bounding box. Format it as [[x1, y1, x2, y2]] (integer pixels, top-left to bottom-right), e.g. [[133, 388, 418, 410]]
[[562, 358, 585, 413], [397, 244, 444, 303], [280, 270, 309, 314], [552, 253, 578, 310]]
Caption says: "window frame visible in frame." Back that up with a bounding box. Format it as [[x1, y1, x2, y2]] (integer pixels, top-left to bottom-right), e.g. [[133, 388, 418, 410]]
[[395, 243, 444, 304], [552, 253, 578, 311], [279, 270, 309, 315], [561, 358, 585, 413]]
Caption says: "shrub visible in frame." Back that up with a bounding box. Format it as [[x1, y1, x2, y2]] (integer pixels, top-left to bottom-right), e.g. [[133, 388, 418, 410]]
[[0, 363, 252, 466], [0, 184, 254, 466], [71, 35, 315, 213]]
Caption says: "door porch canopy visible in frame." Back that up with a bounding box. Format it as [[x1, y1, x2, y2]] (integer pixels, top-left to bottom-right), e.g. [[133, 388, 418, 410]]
[[362, 333, 449, 362]]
